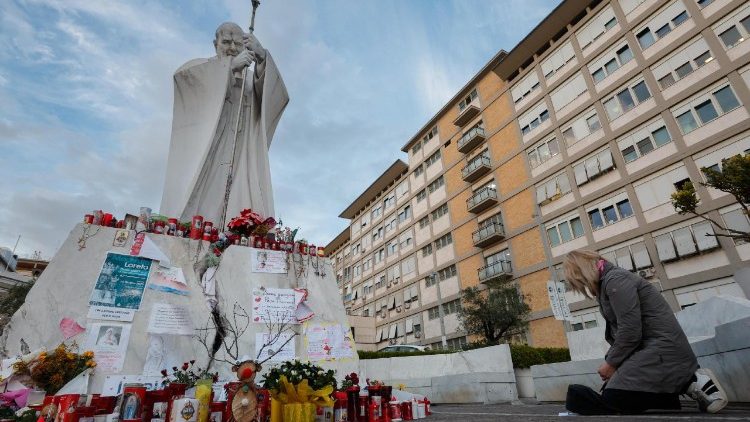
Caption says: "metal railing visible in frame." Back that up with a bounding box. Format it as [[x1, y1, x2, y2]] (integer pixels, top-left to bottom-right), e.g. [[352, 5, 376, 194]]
[[472, 221, 505, 245], [467, 186, 498, 209], [461, 154, 491, 179], [458, 127, 486, 150], [478, 260, 513, 282]]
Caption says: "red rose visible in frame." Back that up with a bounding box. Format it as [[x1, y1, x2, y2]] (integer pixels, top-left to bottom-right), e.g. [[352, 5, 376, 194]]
[[182, 362, 189, 370], [213, 374, 219, 382], [172, 367, 178, 371], [190, 360, 195, 364], [161, 369, 168, 377]]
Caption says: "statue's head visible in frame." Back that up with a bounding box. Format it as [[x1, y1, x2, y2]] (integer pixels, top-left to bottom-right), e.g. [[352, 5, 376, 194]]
[[214, 22, 244, 58]]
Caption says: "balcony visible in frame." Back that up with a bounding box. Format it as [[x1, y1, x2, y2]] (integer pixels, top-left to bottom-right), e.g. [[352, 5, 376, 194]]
[[478, 260, 513, 285], [466, 186, 498, 214], [472, 221, 505, 248], [454, 104, 481, 127], [457, 127, 486, 153], [461, 154, 491, 182]]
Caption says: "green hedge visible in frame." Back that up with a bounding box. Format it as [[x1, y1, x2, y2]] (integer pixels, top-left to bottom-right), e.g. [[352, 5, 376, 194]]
[[357, 344, 570, 368]]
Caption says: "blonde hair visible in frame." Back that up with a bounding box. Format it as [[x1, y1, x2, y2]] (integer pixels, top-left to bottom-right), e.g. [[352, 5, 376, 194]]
[[563, 250, 602, 299]]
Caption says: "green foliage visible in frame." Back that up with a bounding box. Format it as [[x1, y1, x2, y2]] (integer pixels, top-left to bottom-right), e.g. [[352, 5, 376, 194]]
[[671, 181, 699, 215], [0, 280, 34, 320], [457, 284, 530, 344], [509, 344, 570, 368], [671, 153, 750, 242], [261, 360, 337, 391]]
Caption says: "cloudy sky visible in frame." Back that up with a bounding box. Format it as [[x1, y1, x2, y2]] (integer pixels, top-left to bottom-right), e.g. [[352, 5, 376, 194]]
[[0, 0, 558, 258]]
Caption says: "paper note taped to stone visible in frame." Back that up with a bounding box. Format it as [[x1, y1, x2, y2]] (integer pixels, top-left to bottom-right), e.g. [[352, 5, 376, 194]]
[[86, 322, 132, 374], [147, 303, 194, 335], [252, 288, 304, 323], [255, 332, 296, 362], [250, 248, 287, 273], [89, 252, 152, 310]]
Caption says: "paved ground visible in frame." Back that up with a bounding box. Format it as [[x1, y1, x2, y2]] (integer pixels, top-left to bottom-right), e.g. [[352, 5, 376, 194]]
[[428, 402, 750, 421]]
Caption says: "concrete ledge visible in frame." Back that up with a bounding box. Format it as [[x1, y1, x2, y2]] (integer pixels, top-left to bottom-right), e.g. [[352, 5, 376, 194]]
[[359, 345, 518, 404], [531, 359, 601, 402]]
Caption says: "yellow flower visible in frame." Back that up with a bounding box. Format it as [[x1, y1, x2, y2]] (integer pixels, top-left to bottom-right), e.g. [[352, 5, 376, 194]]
[[86, 360, 97, 367], [38, 352, 47, 360], [66, 353, 75, 360], [83, 351, 94, 358]]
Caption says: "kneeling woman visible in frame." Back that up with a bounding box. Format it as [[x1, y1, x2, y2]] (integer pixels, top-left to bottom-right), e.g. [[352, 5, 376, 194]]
[[563, 250, 728, 415]]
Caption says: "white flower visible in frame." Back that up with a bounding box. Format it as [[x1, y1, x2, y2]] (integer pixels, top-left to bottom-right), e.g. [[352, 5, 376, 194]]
[[16, 407, 31, 417]]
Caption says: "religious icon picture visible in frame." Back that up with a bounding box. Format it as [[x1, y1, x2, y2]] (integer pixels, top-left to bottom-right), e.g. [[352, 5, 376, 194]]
[[113, 229, 130, 247], [95, 325, 122, 347]]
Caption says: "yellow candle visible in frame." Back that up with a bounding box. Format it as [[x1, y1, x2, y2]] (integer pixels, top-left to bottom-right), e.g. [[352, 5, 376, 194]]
[[270, 398, 281, 422]]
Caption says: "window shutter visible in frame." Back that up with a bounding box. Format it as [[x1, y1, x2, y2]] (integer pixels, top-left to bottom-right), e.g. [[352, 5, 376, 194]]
[[405, 319, 414, 333], [692, 222, 719, 251], [654, 234, 677, 261], [673, 227, 697, 257]]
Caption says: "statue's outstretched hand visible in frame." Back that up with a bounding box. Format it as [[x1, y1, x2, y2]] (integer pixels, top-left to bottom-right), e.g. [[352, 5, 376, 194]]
[[231, 49, 254, 72]]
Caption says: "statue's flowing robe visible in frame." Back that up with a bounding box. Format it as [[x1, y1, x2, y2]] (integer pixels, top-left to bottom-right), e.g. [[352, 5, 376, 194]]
[[160, 52, 288, 225]]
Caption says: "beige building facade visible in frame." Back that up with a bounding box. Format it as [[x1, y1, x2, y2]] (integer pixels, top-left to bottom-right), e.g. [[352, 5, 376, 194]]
[[328, 0, 750, 351]]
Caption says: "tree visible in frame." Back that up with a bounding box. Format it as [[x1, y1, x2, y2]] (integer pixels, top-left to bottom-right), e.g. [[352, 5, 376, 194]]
[[671, 153, 750, 243], [0, 281, 34, 332], [457, 282, 530, 344]]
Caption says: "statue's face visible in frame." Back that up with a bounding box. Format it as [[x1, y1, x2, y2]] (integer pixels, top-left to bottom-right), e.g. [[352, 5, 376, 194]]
[[214, 25, 244, 58]]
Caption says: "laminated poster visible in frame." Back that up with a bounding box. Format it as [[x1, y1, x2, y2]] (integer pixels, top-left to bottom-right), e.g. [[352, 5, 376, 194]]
[[304, 323, 354, 361], [252, 288, 306, 324], [250, 248, 287, 273], [148, 266, 190, 296], [86, 322, 132, 374], [255, 332, 296, 363], [89, 253, 152, 320], [147, 303, 194, 336]]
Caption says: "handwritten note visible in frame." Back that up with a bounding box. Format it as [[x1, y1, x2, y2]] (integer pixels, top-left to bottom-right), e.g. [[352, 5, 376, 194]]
[[305, 323, 354, 361], [250, 249, 288, 273], [252, 288, 305, 324], [255, 332, 296, 362]]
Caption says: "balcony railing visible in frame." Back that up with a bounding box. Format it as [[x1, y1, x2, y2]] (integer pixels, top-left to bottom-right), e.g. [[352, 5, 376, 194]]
[[457, 127, 486, 153], [461, 154, 491, 182], [472, 221, 505, 248], [454, 104, 481, 127], [478, 260, 513, 284], [466, 186, 498, 214]]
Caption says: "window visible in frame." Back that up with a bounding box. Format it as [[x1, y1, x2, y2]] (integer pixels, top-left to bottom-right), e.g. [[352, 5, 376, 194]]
[[434, 233, 453, 250], [375, 274, 385, 289], [384, 192, 396, 210], [387, 240, 398, 257], [372, 205, 382, 219], [458, 89, 478, 112], [550, 72, 587, 111], [672, 83, 742, 135], [427, 176, 445, 193], [541, 40, 575, 79], [437, 264, 457, 281], [411, 141, 422, 154], [573, 148, 614, 185], [697, 0, 713, 8], [445, 337, 467, 350], [519, 102, 550, 136], [713, 4, 750, 50], [587, 197, 634, 230], [600, 240, 653, 271], [527, 136, 560, 169], [421, 244, 433, 257], [385, 217, 397, 234], [431, 203, 449, 220], [603, 78, 651, 121], [416, 189, 427, 202], [422, 126, 437, 144], [561, 109, 601, 147], [589, 42, 634, 84], [413, 165, 424, 177], [399, 231, 413, 249], [652, 37, 714, 90], [418, 215, 430, 229], [511, 71, 541, 104], [427, 306, 440, 320], [396, 181, 409, 198], [618, 119, 672, 163], [363, 258, 371, 271], [425, 150, 442, 167], [636, 2, 690, 50], [620, 0, 649, 15], [372, 226, 384, 242], [398, 205, 412, 223], [654, 221, 720, 261], [546, 214, 585, 247], [442, 299, 461, 315], [536, 172, 572, 205], [576, 6, 617, 52], [721, 208, 750, 245]]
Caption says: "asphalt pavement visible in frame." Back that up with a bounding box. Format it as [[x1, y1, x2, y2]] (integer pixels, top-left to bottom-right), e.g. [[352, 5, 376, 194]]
[[427, 402, 750, 421]]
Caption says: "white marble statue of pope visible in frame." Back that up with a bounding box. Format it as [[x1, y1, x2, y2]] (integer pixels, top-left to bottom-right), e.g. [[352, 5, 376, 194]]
[[160, 22, 288, 225]]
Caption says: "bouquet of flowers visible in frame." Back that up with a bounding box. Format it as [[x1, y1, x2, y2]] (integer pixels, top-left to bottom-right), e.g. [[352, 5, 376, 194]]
[[341, 372, 360, 389], [261, 360, 337, 391], [227, 209, 277, 237], [160, 360, 218, 389], [11, 343, 96, 395]]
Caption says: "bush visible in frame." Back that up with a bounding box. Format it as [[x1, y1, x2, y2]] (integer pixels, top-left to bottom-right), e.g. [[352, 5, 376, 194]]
[[509, 344, 570, 369]]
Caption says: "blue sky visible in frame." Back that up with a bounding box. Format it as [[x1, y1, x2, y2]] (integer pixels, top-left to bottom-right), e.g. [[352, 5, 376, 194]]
[[0, 0, 558, 258]]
